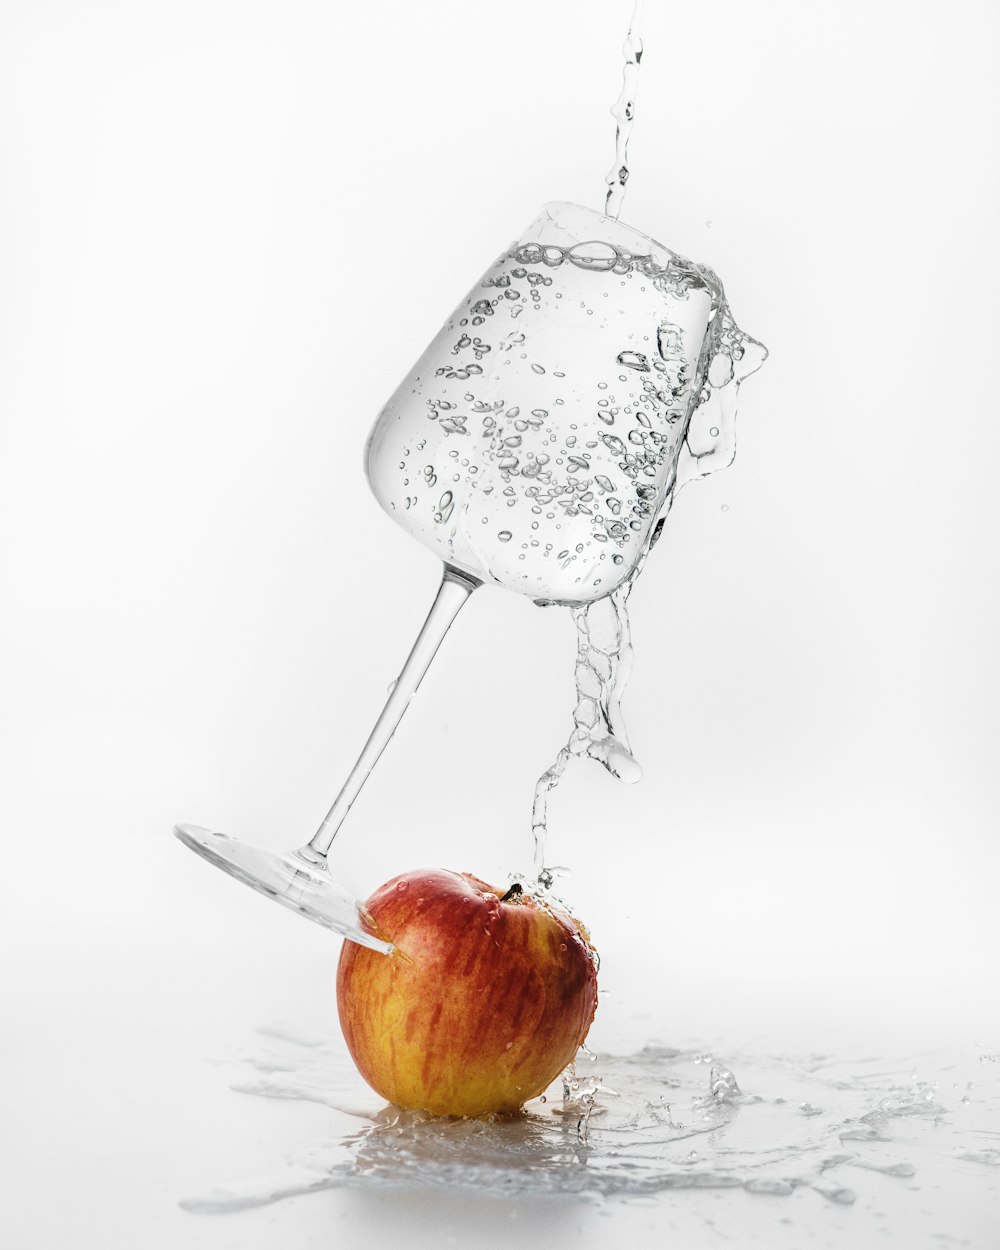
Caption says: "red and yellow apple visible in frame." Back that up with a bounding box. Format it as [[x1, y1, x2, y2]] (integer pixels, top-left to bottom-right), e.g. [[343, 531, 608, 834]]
[[336, 869, 598, 1117]]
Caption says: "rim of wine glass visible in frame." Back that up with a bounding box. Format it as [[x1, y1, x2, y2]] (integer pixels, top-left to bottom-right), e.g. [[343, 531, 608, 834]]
[[522, 200, 679, 272]]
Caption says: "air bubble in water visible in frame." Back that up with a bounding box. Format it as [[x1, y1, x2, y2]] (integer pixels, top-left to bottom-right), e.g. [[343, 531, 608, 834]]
[[709, 353, 735, 387], [433, 491, 455, 524], [616, 350, 650, 371]]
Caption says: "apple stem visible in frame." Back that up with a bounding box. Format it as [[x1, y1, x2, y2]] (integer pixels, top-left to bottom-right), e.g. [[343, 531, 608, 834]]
[[500, 883, 523, 904]]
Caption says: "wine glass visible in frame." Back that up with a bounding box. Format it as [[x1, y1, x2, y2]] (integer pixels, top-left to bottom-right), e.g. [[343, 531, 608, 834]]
[[175, 202, 766, 953]]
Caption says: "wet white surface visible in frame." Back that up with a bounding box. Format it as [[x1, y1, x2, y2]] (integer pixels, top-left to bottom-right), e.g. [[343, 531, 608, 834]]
[[3, 840, 997, 1250]]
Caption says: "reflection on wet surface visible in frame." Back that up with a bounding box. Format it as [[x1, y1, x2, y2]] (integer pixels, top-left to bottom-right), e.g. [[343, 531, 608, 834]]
[[181, 1027, 1000, 1218]]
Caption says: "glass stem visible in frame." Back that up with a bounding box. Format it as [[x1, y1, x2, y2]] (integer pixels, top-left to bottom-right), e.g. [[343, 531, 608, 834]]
[[299, 564, 480, 863]]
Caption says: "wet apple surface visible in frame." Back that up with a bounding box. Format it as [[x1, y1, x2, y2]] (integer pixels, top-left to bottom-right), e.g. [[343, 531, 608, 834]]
[[336, 869, 599, 1117]]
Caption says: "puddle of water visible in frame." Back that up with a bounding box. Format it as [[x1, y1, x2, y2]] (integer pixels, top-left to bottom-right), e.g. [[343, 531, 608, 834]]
[[180, 1032, 1000, 1215]]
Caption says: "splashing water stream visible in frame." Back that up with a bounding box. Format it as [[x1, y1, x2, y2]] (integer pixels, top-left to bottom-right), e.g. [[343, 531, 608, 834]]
[[531, 582, 641, 878], [605, 0, 645, 219], [525, 0, 767, 881]]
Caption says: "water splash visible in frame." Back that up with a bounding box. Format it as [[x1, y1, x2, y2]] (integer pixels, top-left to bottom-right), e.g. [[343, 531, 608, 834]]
[[178, 1036, 1000, 1215], [514, 236, 765, 880], [531, 582, 641, 878], [605, 0, 645, 220], [675, 298, 769, 491], [709, 1063, 743, 1103]]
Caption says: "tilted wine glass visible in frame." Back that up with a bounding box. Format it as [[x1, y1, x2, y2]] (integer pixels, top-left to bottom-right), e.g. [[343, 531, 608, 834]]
[[174, 201, 766, 953]]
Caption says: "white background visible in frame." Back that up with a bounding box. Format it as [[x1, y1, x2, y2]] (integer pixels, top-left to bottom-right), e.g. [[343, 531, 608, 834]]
[[1, 1, 998, 1246]]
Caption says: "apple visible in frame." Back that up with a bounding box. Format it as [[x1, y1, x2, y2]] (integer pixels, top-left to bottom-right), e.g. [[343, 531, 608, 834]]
[[336, 869, 598, 1117]]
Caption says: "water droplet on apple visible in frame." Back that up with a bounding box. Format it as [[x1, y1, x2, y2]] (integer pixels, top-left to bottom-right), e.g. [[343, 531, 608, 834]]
[[396, 881, 409, 892]]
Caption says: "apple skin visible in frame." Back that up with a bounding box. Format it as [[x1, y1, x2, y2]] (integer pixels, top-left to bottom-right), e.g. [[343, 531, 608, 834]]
[[336, 869, 598, 1118]]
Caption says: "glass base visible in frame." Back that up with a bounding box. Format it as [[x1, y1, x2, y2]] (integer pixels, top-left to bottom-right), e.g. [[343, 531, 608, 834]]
[[173, 824, 393, 954]]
